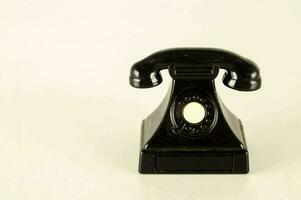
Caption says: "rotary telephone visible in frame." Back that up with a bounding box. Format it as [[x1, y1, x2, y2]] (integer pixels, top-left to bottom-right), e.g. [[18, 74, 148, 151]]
[[129, 48, 261, 174]]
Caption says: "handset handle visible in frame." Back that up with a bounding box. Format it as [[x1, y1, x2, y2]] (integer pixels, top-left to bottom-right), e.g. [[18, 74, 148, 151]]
[[129, 48, 261, 91]]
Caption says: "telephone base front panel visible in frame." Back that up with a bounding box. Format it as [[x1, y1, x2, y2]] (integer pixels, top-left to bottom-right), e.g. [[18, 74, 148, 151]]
[[139, 151, 249, 174]]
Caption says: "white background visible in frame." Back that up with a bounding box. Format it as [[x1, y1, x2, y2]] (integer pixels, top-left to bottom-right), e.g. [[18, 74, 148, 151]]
[[0, 0, 300, 199]]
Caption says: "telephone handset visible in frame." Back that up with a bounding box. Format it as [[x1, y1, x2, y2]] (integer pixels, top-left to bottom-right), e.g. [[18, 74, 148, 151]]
[[130, 48, 261, 90], [129, 48, 261, 174]]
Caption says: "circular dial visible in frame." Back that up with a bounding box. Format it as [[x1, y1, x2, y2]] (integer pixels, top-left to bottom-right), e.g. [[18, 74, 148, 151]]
[[170, 90, 217, 138], [182, 102, 205, 124]]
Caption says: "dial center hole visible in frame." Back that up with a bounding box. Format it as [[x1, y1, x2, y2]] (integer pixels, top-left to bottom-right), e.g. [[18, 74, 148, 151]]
[[182, 102, 205, 124]]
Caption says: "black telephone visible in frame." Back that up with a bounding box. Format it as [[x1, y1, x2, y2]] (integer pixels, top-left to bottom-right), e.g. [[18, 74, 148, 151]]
[[129, 48, 261, 174]]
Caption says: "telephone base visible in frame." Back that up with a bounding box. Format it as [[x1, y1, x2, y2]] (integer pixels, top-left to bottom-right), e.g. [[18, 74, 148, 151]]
[[138, 116, 249, 174], [139, 150, 249, 174]]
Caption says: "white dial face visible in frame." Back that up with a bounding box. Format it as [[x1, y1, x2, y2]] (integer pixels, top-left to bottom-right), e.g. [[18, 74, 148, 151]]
[[182, 102, 206, 124]]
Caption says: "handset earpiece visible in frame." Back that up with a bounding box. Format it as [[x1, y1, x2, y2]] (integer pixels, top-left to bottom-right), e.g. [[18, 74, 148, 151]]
[[129, 50, 171, 88], [220, 56, 261, 91], [129, 62, 164, 88], [222, 66, 261, 91]]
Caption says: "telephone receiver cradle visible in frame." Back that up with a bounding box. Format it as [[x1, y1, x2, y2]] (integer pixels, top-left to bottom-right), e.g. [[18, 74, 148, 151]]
[[130, 48, 261, 174]]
